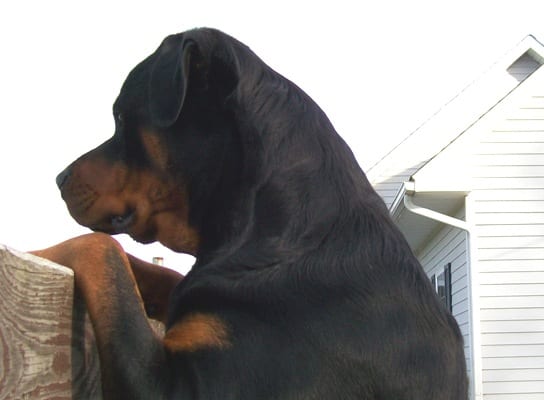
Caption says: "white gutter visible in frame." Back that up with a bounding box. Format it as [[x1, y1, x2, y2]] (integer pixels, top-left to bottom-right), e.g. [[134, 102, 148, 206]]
[[403, 195, 469, 231], [403, 182, 483, 400]]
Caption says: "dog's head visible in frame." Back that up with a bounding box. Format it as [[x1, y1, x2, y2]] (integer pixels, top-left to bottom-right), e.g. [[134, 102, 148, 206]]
[[57, 28, 370, 260], [56, 29, 245, 255]]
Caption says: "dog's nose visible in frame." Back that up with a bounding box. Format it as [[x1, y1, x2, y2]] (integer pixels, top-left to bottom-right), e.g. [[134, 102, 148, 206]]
[[56, 167, 72, 190]]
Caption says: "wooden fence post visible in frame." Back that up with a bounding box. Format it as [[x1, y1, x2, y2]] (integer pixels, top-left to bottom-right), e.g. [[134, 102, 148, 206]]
[[0, 244, 102, 399]]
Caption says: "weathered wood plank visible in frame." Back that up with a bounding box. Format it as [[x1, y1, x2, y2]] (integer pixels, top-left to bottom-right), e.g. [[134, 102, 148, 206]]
[[0, 245, 102, 399]]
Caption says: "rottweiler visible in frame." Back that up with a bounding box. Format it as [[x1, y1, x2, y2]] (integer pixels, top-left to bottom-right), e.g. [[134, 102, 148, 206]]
[[33, 28, 468, 399]]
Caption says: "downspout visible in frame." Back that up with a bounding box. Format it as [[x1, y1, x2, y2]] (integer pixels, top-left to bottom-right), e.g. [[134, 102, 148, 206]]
[[403, 182, 483, 400]]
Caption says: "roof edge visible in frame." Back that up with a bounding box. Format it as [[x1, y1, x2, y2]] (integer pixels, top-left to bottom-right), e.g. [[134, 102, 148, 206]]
[[368, 34, 544, 182]]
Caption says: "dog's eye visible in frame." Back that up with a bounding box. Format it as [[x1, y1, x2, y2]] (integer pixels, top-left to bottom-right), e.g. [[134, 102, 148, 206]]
[[110, 210, 135, 233]]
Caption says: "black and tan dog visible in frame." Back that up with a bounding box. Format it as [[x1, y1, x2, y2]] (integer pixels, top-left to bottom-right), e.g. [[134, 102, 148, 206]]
[[33, 28, 467, 399]]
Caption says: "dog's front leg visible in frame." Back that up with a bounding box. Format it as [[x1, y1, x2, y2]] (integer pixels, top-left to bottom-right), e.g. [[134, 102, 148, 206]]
[[32, 233, 170, 400], [127, 254, 184, 324]]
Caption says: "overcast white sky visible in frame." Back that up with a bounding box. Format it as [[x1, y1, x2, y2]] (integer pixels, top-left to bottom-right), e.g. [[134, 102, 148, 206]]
[[1, 1, 544, 273]]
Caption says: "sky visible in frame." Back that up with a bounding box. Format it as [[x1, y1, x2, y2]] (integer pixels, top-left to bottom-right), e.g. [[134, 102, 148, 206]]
[[1, 0, 544, 274]]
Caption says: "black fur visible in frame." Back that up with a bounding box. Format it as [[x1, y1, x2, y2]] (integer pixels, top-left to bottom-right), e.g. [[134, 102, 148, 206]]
[[62, 28, 468, 399]]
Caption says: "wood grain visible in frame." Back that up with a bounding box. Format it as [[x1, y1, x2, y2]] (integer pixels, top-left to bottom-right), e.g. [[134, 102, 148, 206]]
[[0, 245, 102, 399], [0, 245, 165, 399]]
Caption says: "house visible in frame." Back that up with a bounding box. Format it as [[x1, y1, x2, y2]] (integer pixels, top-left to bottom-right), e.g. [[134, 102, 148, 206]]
[[367, 35, 544, 400]]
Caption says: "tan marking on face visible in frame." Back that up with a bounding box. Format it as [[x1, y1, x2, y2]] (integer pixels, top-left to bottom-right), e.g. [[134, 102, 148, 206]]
[[60, 157, 130, 225], [163, 313, 231, 353], [140, 130, 169, 170], [59, 131, 201, 255], [152, 210, 200, 254]]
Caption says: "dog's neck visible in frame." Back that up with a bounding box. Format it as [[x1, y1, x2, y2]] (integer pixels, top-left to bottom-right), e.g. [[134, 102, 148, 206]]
[[194, 87, 384, 270], [178, 33, 389, 269]]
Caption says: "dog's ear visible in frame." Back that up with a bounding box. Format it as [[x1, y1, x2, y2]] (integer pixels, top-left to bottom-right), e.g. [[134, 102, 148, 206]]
[[148, 35, 196, 128]]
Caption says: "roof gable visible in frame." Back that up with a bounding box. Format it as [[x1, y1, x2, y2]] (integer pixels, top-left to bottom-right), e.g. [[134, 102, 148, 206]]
[[368, 35, 544, 209], [414, 59, 544, 192]]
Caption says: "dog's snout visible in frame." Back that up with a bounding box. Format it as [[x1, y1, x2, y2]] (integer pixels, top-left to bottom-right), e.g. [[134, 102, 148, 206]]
[[56, 167, 72, 190]]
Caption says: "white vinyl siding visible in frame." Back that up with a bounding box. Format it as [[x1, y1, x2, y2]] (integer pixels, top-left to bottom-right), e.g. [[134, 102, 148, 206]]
[[416, 216, 472, 381], [371, 38, 544, 399], [368, 37, 544, 211], [472, 90, 544, 400]]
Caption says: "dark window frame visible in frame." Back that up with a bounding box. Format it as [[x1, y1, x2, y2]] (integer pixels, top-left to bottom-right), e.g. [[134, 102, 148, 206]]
[[431, 263, 452, 312]]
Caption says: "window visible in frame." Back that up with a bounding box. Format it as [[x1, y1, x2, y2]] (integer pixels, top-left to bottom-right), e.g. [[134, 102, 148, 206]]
[[431, 263, 452, 312]]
